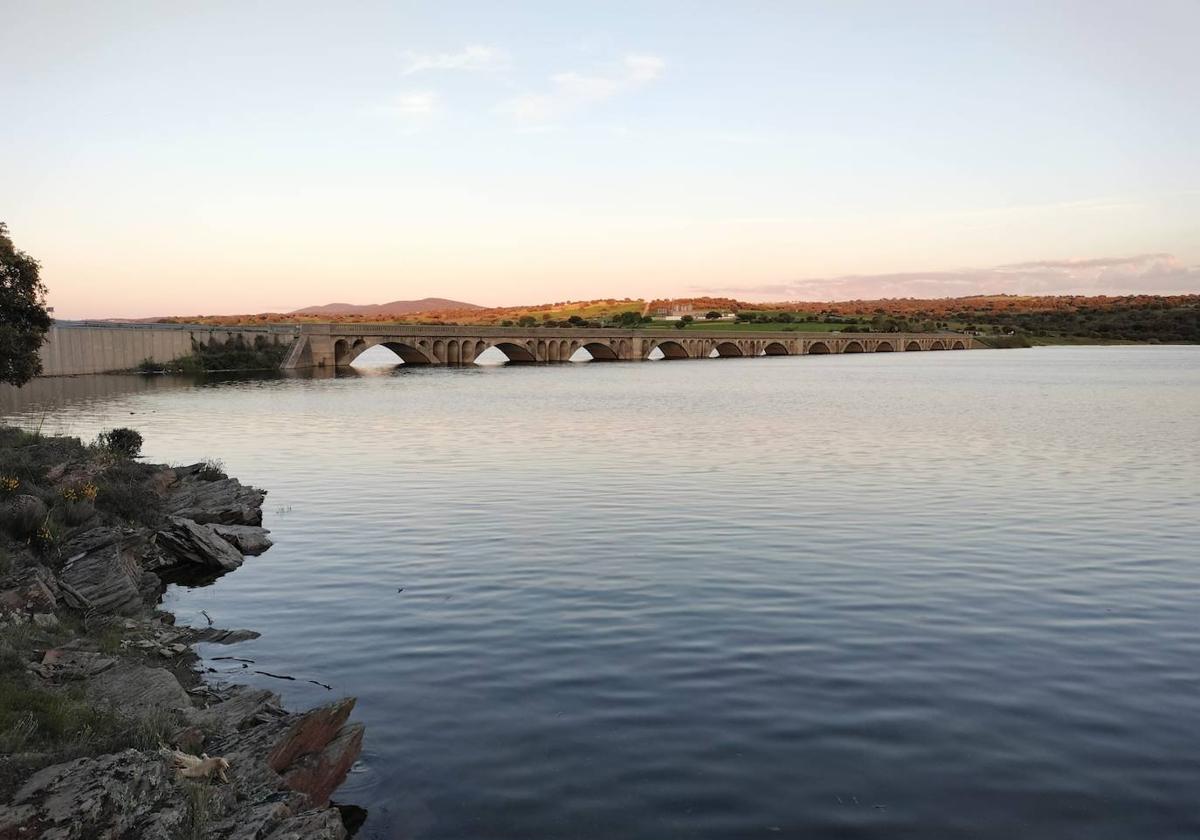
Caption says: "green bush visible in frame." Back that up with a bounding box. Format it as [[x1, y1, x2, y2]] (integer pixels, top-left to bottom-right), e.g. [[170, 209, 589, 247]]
[[96, 428, 143, 459]]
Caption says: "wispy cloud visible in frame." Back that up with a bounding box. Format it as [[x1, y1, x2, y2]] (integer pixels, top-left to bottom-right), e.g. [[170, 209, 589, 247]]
[[402, 45, 508, 75], [700, 254, 1200, 300], [497, 54, 665, 125], [376, 90, 439, 131]]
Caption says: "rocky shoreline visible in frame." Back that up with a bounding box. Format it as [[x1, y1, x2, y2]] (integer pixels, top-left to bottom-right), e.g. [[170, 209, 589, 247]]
[[0, 427, 363, 839]]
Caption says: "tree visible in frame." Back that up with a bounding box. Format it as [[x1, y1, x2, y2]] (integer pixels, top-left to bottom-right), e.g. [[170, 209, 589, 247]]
[[567, 315, 585, 326], [0, 223, 52, 387], [517, 315, 537, 327], [705, 310, 722, 320], [680, 315, 694, 325]]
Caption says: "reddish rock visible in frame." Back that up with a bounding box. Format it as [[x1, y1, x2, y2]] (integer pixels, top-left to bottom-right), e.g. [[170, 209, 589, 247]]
[[268, 698, 356, 773], [268, 698, 363, 808], [281, 722, 365, 808]]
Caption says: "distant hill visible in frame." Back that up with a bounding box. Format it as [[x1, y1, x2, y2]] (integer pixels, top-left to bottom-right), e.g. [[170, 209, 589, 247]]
[[291, 297, 482, 316]]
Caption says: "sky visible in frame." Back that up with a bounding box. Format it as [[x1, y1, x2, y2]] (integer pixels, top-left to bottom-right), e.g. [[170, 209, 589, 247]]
[[2, 0, 1198, 319]]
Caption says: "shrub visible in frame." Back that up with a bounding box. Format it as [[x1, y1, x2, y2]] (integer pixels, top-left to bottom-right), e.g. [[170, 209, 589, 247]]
[[94, 460, 162, 526], [96, 428, 143, 459], [197, 458, 226, 481], [1, 495, 46, 540], [29, 520, 58, 557], [182, 782, 217, 840]]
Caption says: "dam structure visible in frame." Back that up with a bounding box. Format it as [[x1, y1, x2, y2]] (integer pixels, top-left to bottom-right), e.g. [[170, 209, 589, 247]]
[[33, 321, 982, 376], [285, 323, 982, 368], [37, 321, 300, 377]]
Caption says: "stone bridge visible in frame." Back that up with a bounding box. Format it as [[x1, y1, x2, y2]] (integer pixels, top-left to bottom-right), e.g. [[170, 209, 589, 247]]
[[284, 324, 981, 368]]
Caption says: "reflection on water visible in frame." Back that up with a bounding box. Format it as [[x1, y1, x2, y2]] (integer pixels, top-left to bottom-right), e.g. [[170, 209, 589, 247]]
[[4, 347, 1200, 840]]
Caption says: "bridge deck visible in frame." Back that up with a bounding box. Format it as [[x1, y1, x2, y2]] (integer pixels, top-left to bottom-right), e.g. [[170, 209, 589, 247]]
[[290, 324, 982, 368]]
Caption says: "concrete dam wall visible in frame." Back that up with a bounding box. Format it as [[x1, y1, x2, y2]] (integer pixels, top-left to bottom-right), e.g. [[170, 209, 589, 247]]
[[39, 321, 300, 376]]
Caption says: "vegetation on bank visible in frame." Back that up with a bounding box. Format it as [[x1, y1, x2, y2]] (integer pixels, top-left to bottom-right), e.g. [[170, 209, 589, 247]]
[[0, 222, 53, 386], [1, 622, 173, 760], [150, 294, 1199, 346], [0, 425, 161, 554], [137, 334, 291, 374], [0, 424, 176, 796]]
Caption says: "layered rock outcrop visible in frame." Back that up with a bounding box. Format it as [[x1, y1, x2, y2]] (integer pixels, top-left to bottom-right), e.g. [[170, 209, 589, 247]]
[[0, 441, 362, 839]]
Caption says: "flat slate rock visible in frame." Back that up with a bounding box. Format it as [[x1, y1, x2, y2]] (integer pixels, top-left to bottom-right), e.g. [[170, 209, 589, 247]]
[[211, 523, 274, 556], [157, 516, 246, 572], [84, 660, 192, 716]]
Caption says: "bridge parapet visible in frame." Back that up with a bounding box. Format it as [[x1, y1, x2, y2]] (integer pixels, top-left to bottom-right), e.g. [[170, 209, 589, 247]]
[[287, 324, 981, 368]]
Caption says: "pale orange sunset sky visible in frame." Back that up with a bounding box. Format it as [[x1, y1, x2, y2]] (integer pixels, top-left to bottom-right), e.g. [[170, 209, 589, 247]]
[[3, 1, 1198, 319]]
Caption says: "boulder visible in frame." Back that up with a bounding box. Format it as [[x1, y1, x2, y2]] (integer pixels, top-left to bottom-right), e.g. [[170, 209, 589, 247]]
[[84, 661, 193, 716], [263, 809, 349, 840], [0, 564, 59, 613], [156, 516, 246, 572], [267, 698, 363, 808], [37, 649, 116, 680], [280, 721, 365, 808], [166, 475, 266, 526], [211, 524, 273, 556], [4, 749, 177, 839], [1, 493, 48, 539], [58, 538, 152, 616]]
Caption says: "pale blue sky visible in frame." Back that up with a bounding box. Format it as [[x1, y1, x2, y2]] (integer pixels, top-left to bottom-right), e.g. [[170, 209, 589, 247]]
[[3, 1, 1198, 317]]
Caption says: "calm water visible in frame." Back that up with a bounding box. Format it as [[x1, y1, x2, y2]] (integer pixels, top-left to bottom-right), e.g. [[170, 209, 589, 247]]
[[4, 346, 1200, 839]]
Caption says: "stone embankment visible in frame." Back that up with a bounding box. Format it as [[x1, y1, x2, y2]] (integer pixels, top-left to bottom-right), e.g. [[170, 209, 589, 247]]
[[0, 429, 363, 839]]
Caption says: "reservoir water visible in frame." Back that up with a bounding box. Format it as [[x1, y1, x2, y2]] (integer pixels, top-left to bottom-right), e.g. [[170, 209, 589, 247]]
[[3, 345, 1199, 839]]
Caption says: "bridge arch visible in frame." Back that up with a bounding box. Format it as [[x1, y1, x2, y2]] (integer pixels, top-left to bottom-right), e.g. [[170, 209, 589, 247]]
[[380, 341, 432, 364], [951, 340, 966, 350], [713, 341, 744, 358], [763, 341, 789, 356], [843, 340, 864, 353], [808, 341, 831, 355], [579, 342, 619, 361], [905, 341, 922, 351], [336, 338, 432, 366], [876, 341, 894, 352], [491, 342, 538, 363], [649, 340, 689, 360], [929, 340, 946, 350]]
